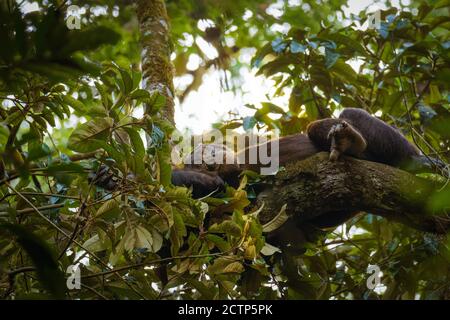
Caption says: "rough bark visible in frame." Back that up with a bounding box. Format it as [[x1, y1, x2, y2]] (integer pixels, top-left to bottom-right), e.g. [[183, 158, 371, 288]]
[[136, 0, 175, 124], [258, 152, 449, 234]]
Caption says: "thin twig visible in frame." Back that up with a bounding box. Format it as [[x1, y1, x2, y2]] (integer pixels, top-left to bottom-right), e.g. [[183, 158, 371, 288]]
[[4, 181, 147, 299]]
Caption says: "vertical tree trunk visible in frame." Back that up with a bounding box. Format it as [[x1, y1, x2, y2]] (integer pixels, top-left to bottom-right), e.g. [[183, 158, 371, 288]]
[[136, 0, 175, 124]]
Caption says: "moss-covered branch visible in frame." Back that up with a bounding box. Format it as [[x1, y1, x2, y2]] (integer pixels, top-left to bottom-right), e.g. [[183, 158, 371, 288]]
[[258, 153, 449, 234], [136, 0, 175, 124]]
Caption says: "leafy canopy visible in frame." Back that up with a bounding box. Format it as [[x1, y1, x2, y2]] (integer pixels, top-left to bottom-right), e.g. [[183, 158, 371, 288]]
[[0, 0, 449, 300]]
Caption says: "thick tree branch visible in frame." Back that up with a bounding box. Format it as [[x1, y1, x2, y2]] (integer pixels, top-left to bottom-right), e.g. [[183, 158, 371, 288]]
[[258, 152, 450, 234], [136, 0, 175, 124]]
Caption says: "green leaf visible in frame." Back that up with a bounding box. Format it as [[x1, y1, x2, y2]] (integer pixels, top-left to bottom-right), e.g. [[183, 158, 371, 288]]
[[83, 234, 107, 252], [428, 85, 442, 104], [100, 142, 126, 168], [96, 198, 120, 220], [170, 211, 187, 256], [130, 89, 151, 100], [3, 110, 23, 126], [325, 48, 340, 69], [119, 68, 134, 94], [159, 151, 172, 186], [258, 102, 285, 115], [330, 60, 359, 86], [289, 86, 303, 115], [28, 142, 51, 161], [25, 62, 84, 83], [383, 92, 403, 113], [251, 42, 273, 68], [325, 33, 367, 56], [134, 225, 154, 250], [60, 26, 121, 56], [95, 81, 112, 110], [67, 117, 113, 152], [150, 125, 165, 147], [243, 116, 257, 131], [378, 22, 389, 39], [271, 38, 287, 53], [63, 95, 85, 113], [134, 225, 163, 252], [107, 62, 134, 95], [209, 220, 242, 237], [123, 127, 145, 158], [0, 223, 66, 299], [46, 101, 66, 119], [310, 65, 332, 93], [256, 55, 295, 77], [435, 68, 450, 84], [220, 121, 242, 130], [148, 93, 166, 114], [206, 234, 231, 252], [290, 40, 306, 53], [185, 279, 215, 299], [208, 257, 244, 275], [340, 95, 360, 109]]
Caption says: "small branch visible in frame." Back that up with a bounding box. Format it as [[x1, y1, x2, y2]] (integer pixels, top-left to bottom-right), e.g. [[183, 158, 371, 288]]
[[81, 250, 239, 280], [4, 182, 147, 299], [80, 283, 109, 300], [0, 203, 65, 216], [2, 266, 36, 299], [7, 266, 36, 277], [68, 151, 99, 162]]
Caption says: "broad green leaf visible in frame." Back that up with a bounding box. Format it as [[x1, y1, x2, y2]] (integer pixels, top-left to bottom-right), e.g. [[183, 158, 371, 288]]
[[209, 220, 242, 237], [290, 40, 307, 53], [208, 257, 244, 275], [28, 142, 51, 161], [256, 55, 296, 77], [67, 117, 113, 152], [428, 85, 442, 104], [258, 102, 285, 115], [63, 95, 85, 113], [130, 89, 151, 100], [251, 42, 273, 68], [47, 163, 83, 185], [206, 234, 231, 252], [60, 26, 121, 56], [95, 198, 120, 220], [242, 116, 257, 131], [83, 233, 108, 252], [135, 225, 154, 250], [325, 48, 340, 69], [271, 37, 287, 53], [123, 127, 145, 157], [148, 93, 166, 114], [326, 33, 367, 56], [95, 81, 112, 110]]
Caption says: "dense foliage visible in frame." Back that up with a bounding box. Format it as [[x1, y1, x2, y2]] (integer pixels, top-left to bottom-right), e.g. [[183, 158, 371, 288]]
[[0, 0, 449, 300]]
